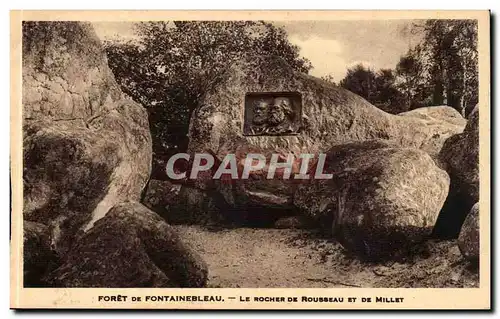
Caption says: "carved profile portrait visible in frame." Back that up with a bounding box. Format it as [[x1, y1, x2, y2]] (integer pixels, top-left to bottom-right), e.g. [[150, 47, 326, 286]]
[[244, 93, 301, 136], [252, 99, 270, 126], [268, 97, 294, 125]]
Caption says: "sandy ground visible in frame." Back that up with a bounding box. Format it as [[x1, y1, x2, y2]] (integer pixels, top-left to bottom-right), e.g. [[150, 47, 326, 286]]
[[173, 225, 479, 288]]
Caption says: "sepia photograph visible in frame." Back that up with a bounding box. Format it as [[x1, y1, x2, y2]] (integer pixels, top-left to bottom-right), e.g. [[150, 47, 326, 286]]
[[10, 10, 490, 309]]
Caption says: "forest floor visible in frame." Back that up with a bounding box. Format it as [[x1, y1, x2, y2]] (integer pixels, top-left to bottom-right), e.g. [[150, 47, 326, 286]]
[[173, 225, 479, 288]]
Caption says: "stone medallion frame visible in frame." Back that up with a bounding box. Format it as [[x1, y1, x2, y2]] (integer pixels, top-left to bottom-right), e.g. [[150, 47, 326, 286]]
[[243, 92, 302, 136]]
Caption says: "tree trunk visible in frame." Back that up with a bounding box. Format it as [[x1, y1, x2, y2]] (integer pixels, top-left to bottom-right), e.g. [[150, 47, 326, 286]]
[[433, 80, 444, 105], [432, 62, 445, 105], [460, 66, 467, 116]]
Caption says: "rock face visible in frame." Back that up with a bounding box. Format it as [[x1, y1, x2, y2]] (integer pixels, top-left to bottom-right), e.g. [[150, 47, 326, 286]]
[[440, 105, 479, 203], [23, 221, 58, 287], [398, 106, 466, 156], [211, 144, 301, 225], [142, 179, 222, 225], [23, 22, 122, 120], [294, 140, 450, 259], [44, 202, 208, 287], [22, 22, 152, 256], [21, 22, 211, 289], [458, 203, 479, 262], [142, 179, 182, 217], [399, 105, 466, 127], [188, 55, 465, 160], [142, 176, 293, 227], [434, 106, 479, 238]]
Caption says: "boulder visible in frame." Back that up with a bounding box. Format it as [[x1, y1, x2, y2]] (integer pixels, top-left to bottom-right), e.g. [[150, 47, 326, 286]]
[[142, 179, 222, 225], [434, 106, 479, 237], [398, 106, 466, 156], [215, 145, 295, 198], [23, 221, 59, 287], [294, 140, 450, 260], [22, 22, 152, 256], [177, 186, 225, 225], [399, 105, 466, 127], [441, 105, 479, 203], [458, 203, 479, 262], [44, 202, 208, 288], [22, 22, 121, 120], [188, 55, 465, 160], [142, 179, 182, 216]]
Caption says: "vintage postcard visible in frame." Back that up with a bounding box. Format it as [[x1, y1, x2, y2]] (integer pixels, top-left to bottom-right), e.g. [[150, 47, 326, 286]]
[[10, 10, 491, 310]]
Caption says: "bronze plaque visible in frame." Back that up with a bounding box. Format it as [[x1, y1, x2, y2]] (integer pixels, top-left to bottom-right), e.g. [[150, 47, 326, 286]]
[[243, 92, 302, 136]]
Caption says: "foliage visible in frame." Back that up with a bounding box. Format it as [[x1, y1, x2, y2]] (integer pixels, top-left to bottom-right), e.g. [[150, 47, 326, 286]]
[[395, 46, 431, 111], [321, 74, 337, 85], [339, 64, 377, 103], [339, 65, 405, 114], [338, 19, 478, 116], [418, 19, 478, 115], [374, 69, 407, 113]]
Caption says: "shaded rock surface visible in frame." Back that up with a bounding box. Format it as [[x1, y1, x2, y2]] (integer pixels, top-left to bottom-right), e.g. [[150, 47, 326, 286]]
[[439, 105, 479, 202], [142, 179, 182, 217], [458, 203, 480, 262], [44, 202, 208, 288], [157, 144, 305, 226], [23, 221, 59, 287], [20, 22, 479, 288], [211, 144, 302, 225], [274, 216, 309, 229], [434, 106, 479, 238], [142, 179, 222, 225], [22, 22, 152, 256], [294, 140, 450, 259], [142, 176, 293, 227], [188, 55, 465, 160]]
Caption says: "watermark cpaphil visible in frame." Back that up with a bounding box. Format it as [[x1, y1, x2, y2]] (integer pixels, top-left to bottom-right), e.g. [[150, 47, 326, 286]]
[[166, 152, 333, 180]]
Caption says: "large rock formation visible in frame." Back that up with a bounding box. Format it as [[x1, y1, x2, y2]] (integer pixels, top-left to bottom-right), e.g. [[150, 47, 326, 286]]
[[44, 202, 208, 287], [458, 203, 479, 262], [21, 22, 212, 288], [188, 55, 465, 160], [294, 140, 450, 259], [184, 55, 464, 219], [22, 22, 152, 256], [434, 106, 479, 238]]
